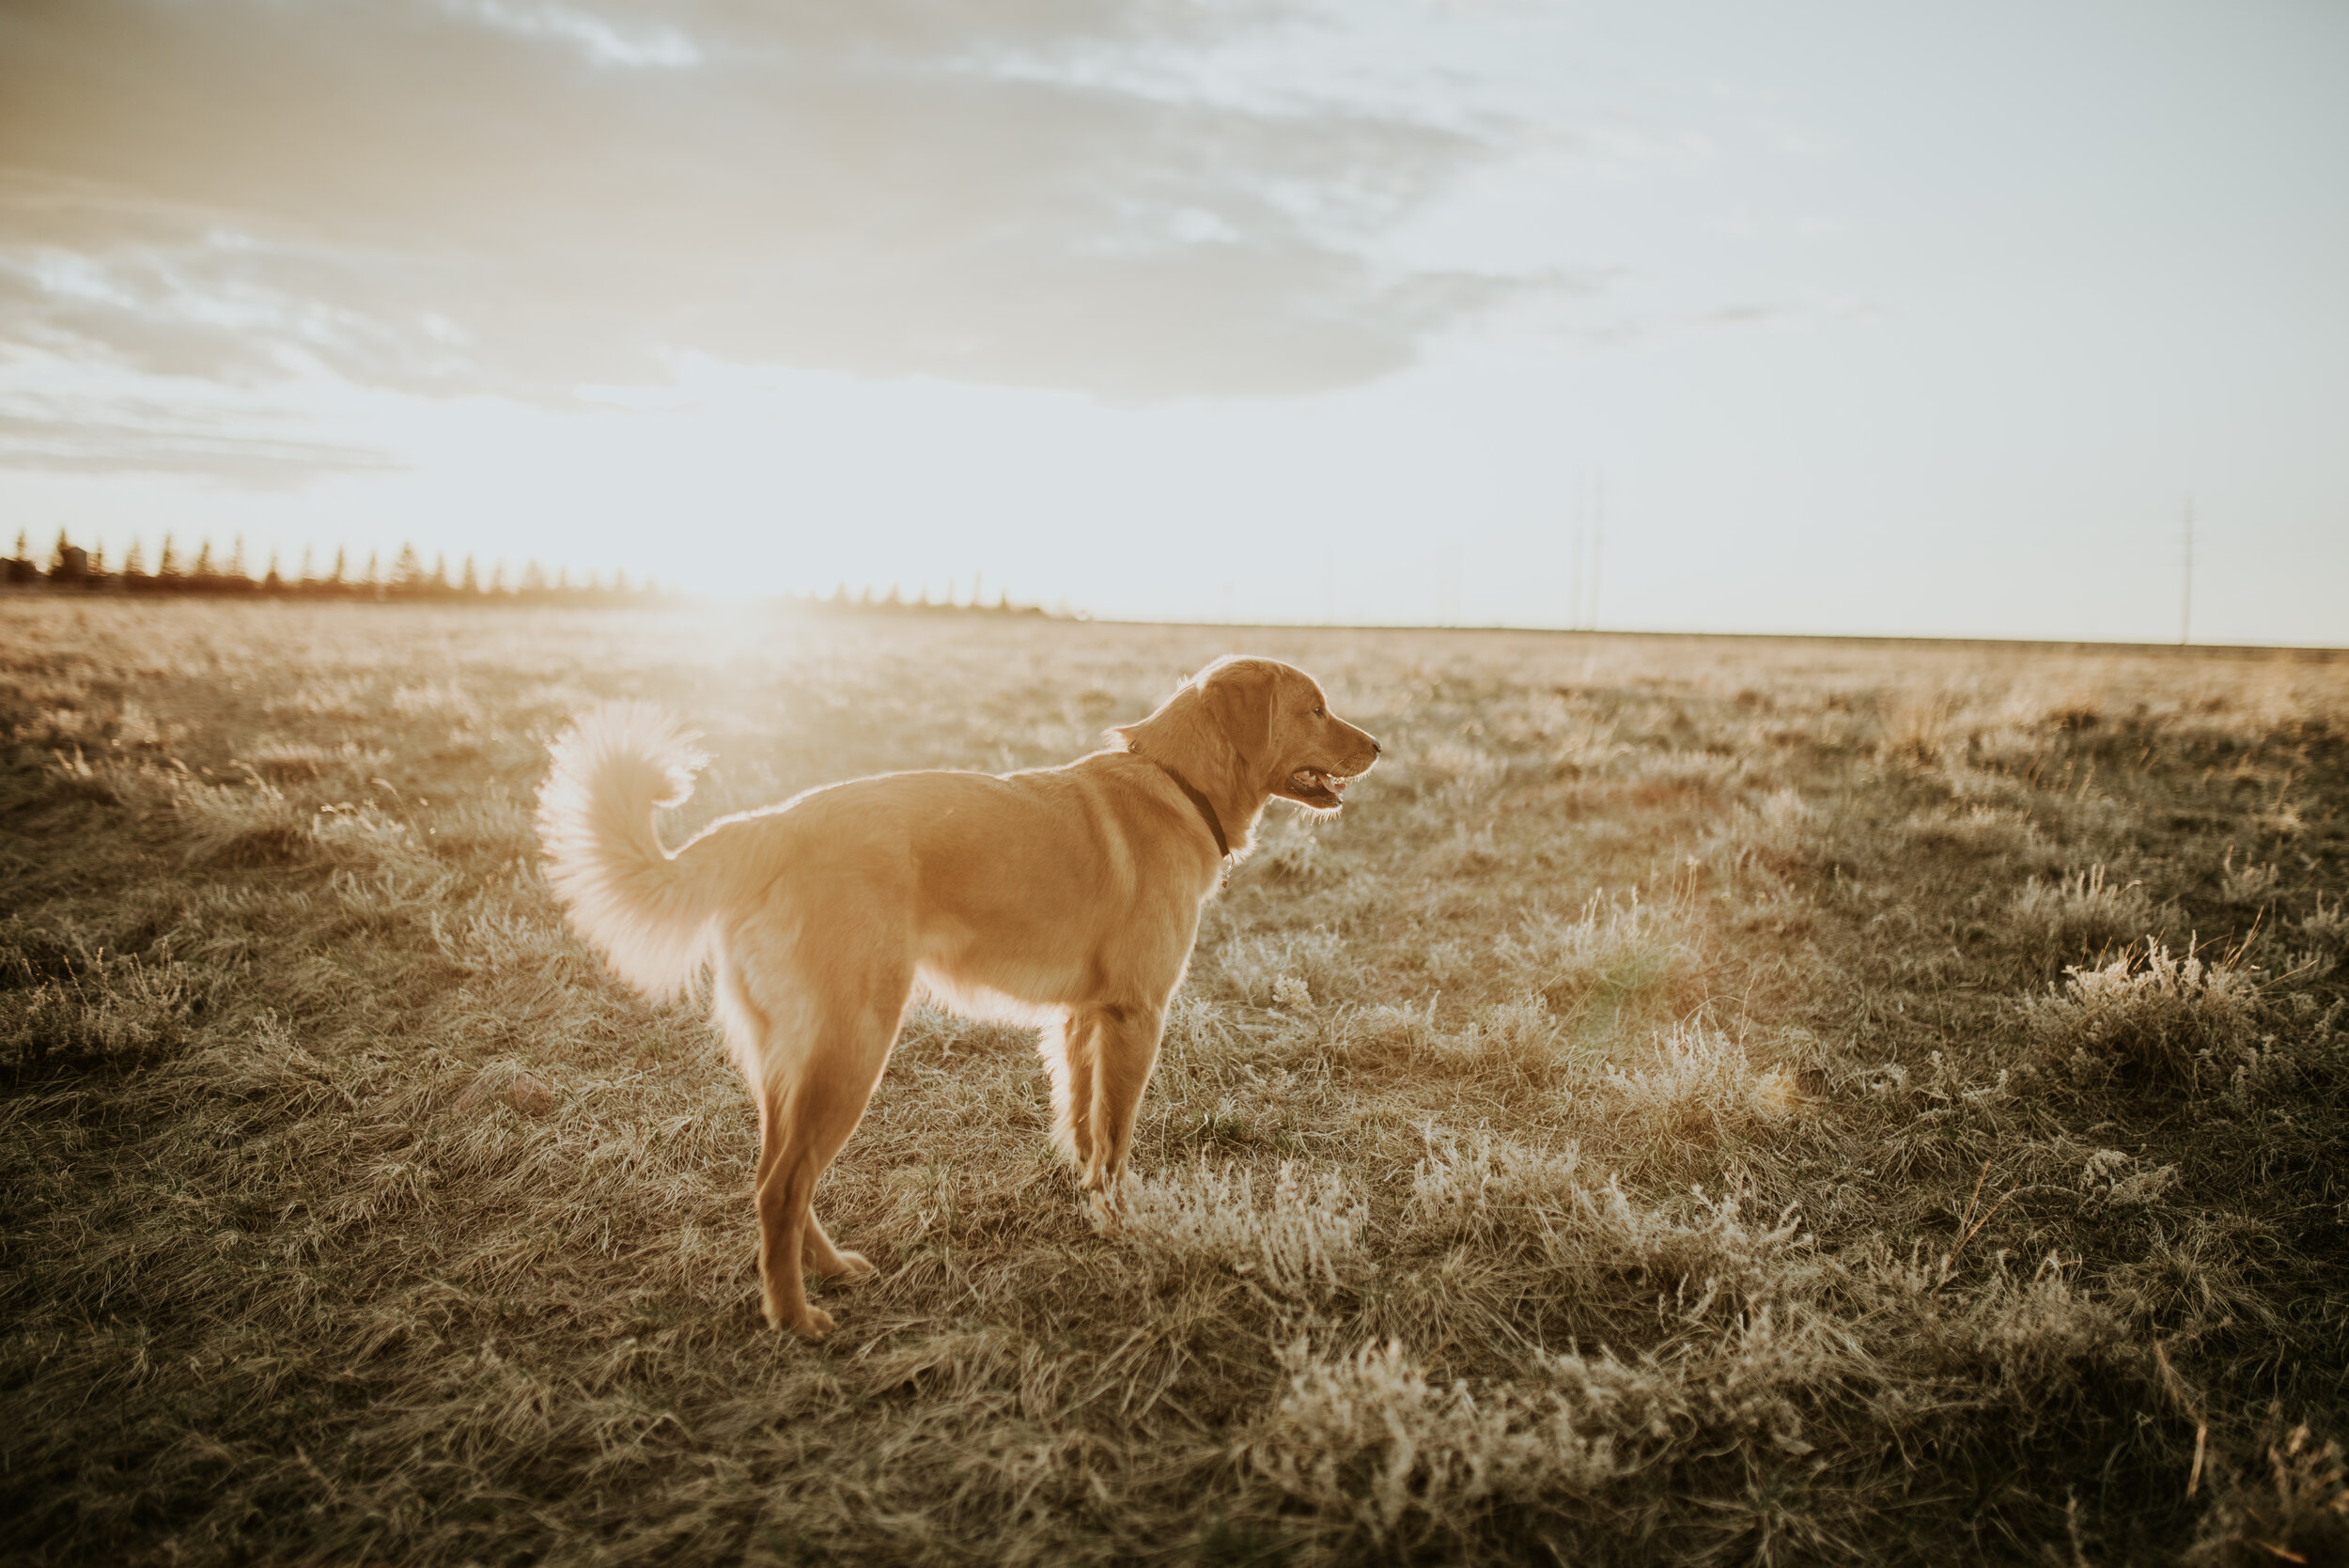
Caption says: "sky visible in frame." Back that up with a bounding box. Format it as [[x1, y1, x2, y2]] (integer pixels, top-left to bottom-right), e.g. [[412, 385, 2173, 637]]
[[1, 0, 2343, 642]]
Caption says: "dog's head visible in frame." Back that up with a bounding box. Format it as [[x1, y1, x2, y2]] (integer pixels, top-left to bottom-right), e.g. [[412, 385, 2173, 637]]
[[1117, 656, 1381, 812]]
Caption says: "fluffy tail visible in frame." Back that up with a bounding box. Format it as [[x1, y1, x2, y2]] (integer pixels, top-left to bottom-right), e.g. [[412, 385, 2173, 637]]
[[537, 704, 720, 1001]]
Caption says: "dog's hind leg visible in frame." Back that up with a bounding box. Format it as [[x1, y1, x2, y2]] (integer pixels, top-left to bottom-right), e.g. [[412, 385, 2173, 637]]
[[752, 1009, 899, 1336], [746, 1092, 876, 1309], [748, 1095, 811, 1332], [753, 1094, 829, 1337], [731, 907, 910, 1338]]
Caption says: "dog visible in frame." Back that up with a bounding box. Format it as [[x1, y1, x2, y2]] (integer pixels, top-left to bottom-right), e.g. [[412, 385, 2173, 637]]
[[536, 656, 1381, 1337]]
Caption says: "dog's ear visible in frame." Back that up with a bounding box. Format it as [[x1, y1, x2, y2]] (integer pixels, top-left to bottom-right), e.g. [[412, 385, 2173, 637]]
[[1201, 660, 1274, 768]]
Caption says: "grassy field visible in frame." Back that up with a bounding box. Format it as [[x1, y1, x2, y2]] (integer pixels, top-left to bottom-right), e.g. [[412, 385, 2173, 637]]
[[4, 600, 2347, 1566]]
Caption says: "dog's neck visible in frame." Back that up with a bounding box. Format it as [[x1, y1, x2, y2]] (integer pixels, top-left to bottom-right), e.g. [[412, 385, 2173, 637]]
[[1125, 739, 1268, 859], [1112, 697, 1270, 860], [1140, 754, 1231, 858]]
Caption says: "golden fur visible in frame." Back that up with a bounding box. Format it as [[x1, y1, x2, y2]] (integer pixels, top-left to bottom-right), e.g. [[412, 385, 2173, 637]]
[[537, 656, 1381, 1337]]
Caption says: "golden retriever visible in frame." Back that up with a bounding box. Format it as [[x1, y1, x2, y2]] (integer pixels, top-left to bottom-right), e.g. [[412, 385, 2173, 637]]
[[537, 656, 1381, 1337]]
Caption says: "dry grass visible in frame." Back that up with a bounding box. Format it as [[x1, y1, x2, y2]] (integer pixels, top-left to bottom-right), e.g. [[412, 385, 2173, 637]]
[[3, 601, 2347, 1565], [2030, 941, 2263, 1095], [2009, 865, 2161, 965]]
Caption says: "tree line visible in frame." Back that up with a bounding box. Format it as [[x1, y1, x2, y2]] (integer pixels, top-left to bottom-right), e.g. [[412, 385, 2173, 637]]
[[2, 531, 660, 602], [0, 532, 1051, 615]]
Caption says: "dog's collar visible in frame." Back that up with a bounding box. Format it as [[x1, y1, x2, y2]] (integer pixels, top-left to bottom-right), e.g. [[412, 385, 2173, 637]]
[[1142, 755, 1229, 859]]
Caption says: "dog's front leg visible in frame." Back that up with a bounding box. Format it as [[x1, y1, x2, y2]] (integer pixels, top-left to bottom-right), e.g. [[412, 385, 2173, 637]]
[[1079, 1001, 1163, 1219], [1040, 1010, 1099, 1170]]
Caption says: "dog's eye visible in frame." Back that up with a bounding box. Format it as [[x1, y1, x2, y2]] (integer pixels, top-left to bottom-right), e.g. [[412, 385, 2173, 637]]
[[1312, 706, 1325, 717]]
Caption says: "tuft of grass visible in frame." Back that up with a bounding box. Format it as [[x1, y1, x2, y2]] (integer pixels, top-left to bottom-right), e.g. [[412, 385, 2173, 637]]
[[1878, 689, 1958, 766], [2186, 1420, 2349, 1568], [1504, 890, 1709, 1040], [1540, 1177, 1820, 1314], [1902, 800, 2047, 862], [2297, 891, 2349, 954], [2029, 939, 2261, 1094], [2219, 846, 2283, 906], [1404, 1130, 1588, 1247], [1219, 927, 1351, 1009], [1590, 1025, 1800, 1174], [1251, 1337, 1618, 1549], [1417, 996, 1569, 1082], [1121, 1158, 1366, 1297], [2011, 864, 2158, 962], [0, 944, 200, 1083], [172, 772, 313, 865]]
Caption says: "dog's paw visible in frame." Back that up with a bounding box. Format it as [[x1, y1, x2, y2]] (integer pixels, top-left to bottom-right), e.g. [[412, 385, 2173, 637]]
[[760, 1293, 835, 1338], [824, 1250, 877, 1284], [767, 1304, 835, 1339], [1083, 1188, 1125, 1234]]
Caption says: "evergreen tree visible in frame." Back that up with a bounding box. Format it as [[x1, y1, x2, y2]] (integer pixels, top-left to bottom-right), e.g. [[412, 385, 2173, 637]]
[[11, 530, 24, 563], [264, 551, 283, 589], [521, 560, 546, 593], [430, 551, 448, 589], [490, 560, 507, 594], [123, 540, 146, 577], [365, 551, 380, 585], [227, 536, 246, 581], [393, 542, 423, 588], [300, 544, 316, 583], [460, 554, 478, 594], [51, 530, 70, 573], [193, 540, 215, 580], [158, 535, 180, 578], [331, 546, 347, 584]]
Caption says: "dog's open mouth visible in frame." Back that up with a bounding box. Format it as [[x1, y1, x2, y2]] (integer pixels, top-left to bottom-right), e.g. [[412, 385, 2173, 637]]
[[1283, 767, 1355, 810]]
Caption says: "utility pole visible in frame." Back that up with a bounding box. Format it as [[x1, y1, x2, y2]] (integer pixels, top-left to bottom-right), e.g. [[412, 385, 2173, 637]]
[[1569, 479, 1585, 631], [1587, 469, 1605, 632], [2179, 496, 2193, 645]]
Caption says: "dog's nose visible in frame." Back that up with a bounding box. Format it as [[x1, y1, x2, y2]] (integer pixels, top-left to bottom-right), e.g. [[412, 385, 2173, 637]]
[[1372, 737, 1384, 756]]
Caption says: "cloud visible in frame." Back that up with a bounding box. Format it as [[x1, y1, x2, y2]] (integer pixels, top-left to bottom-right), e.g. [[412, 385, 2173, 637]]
[[0, 0, 1538, 417], [0, 380, 404, 486]]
